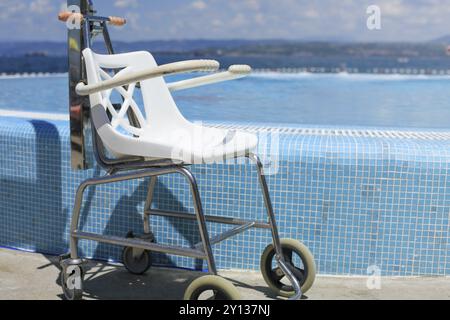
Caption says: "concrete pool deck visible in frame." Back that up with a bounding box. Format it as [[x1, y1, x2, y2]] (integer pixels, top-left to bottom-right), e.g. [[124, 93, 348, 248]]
[[0, 248, 449, 300]]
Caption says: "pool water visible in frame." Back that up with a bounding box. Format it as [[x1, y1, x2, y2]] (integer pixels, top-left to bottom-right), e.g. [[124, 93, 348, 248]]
[[1, 73, 450, 129]]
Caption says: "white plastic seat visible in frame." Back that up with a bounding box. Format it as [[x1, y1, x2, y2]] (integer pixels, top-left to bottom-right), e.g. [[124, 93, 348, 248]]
[[81, 48, 258, 164]]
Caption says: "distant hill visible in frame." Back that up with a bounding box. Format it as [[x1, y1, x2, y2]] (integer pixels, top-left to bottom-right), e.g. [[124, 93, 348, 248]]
[[200, 42, 450, 58], [431, 35, 450, 44], [0, 40, 448, 58], [3, 40, 450, 74], [0, 39, 289, 57]]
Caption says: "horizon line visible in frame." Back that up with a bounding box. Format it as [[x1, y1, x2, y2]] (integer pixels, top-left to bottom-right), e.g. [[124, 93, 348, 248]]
[[0, 39, 447, 44]]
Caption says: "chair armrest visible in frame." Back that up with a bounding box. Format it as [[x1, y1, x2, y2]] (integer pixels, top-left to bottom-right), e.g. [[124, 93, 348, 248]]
[[167, 65, 252, 92], [76, 59, 220, 96]]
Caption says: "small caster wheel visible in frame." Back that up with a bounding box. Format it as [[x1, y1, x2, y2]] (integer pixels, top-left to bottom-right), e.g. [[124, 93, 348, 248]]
[[61, 265, 84, 300], [126, 231, 155, 243], [58, 253, 71, 264], [261, 239, 316, 298], [184, 275, 241, 300], [122, 247, 152, 275]]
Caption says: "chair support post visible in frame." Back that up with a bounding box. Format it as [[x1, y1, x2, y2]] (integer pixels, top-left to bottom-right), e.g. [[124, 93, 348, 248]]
[[177, 167, 218, 275], [247, 153, 303, 300], [143, 176, 158, 234]]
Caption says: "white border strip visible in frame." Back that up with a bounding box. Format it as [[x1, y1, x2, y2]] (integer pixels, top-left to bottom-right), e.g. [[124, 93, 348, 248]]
[[2, 109, 450, 141], [211, 124, 450, 140], [0, 73, 68, 80], [0, 109, 69, 121]]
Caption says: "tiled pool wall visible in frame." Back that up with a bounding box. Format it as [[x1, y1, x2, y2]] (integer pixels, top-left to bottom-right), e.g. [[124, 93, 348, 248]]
[[0, 117, 449, 277]]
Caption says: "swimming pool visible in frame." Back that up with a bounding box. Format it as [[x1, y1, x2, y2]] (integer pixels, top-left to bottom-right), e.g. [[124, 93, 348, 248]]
[[1, 72, 449, 277], [1, 72, 450, 129]]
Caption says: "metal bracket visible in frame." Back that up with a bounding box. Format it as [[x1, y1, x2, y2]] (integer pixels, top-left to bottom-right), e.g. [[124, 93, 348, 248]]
[[67, 0, 91, 170], [67, 0, 124, 170], [194, 222, 256, 250]]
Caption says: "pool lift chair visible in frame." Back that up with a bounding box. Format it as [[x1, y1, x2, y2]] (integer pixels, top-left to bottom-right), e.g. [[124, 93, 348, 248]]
[[58, 4, 316, 300]]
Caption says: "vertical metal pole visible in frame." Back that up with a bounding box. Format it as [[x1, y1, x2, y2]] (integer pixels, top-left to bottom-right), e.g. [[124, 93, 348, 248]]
[[247, 154, 283, 254], [70, 183, 89, 259], [247, 153, 303, 300], [177, 168, 217, 275], [143, 177, 158, 234], [68, 0, 92, 170]]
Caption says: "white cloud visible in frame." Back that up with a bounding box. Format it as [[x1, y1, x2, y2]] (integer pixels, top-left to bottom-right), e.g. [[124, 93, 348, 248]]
[[254, 13, 265, 25], [115, 0, 139, 9], [124, 12, 141, 30], [212, 19, 224, 27], [2, 0, 450, 42], [304, 9, 319, 19], [245, 0, 260, 11], [230, 13, 246, 27], [382, 0, 406, 17], [29, 0, 53, 14], [0, 1, 26, 20], [191, 1, 207, 10]]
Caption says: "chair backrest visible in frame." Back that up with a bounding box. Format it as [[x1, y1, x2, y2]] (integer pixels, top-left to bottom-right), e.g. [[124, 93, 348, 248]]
[[82, 48, 191, 139]]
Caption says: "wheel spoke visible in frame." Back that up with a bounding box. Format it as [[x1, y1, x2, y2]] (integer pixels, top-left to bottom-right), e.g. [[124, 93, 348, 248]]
[[283, 249, 294, 264], [291, 267, 305, 284], [284, 251, 306, 285], [271, 267, 285, 282], [212, 290, 224, 300], [207, 291, 218, 300]]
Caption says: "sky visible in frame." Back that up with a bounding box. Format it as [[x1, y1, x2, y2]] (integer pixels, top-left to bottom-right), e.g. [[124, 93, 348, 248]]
[[0, 0, 450, 42]]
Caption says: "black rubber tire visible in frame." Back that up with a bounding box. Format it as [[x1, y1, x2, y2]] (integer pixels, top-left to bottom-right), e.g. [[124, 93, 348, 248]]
[[261, 239, 316, 297], [122, 247, 152, 275]]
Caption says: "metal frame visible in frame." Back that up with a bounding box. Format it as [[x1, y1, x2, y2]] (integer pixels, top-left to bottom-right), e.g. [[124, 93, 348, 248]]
[[66, 124, 303, 298], [63, 0, 302, 300], [68, 0, 91, 170]]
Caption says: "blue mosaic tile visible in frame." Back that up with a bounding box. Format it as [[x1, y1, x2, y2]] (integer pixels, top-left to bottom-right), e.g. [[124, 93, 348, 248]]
[[0, 117, 449, 276]]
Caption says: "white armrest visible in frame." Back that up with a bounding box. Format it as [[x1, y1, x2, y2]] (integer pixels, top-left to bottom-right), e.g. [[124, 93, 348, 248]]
[[76, 59, 220, 96], [168, 65, 252, 92]]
